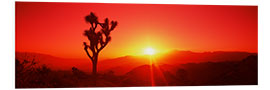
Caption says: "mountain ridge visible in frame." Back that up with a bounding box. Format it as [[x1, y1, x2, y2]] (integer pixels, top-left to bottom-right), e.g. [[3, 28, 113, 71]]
[[15, 50, 257, 75]]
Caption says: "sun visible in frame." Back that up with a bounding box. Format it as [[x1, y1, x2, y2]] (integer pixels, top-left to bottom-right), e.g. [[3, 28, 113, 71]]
[[144, 47, 156, 55]]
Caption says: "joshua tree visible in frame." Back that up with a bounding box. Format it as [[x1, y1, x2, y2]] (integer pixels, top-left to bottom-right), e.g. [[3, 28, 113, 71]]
[[83, 12, 118, 75]]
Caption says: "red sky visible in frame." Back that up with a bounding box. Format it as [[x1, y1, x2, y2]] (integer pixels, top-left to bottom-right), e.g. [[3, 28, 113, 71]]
[[16, 2, 257, 59]]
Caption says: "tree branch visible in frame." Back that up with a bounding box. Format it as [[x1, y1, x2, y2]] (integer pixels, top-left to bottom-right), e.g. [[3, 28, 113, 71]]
[[84, 44, 93, 61], [97, 42, 108, 53]]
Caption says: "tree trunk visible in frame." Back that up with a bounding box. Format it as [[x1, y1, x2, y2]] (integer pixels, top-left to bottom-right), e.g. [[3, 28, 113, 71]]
[[92, 54, 98, 86], [92, 54, 98, 75], [92, 61, 97, 75]]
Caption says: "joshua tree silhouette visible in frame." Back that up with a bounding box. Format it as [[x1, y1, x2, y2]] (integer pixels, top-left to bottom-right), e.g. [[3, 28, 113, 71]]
[[83, 12, 118, 75]]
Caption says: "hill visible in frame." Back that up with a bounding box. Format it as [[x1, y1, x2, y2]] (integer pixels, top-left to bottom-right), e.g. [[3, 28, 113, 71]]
[[15, 51, 258, 87], [122, 55, 257, 86], [15, 50, 257, 75], [99, 50, 256, 75], [15, 52, 91, 72]]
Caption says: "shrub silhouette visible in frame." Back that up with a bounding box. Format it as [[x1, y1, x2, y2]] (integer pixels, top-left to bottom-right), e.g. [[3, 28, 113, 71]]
[[16, 59, 53, 88], [83, 12, 118, 75]]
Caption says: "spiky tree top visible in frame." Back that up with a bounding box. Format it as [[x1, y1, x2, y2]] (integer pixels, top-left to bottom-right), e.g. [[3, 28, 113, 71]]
[[83, 12, 118, 61]]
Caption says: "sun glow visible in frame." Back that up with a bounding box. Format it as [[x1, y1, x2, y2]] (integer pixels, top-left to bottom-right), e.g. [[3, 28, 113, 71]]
[[144, 47, 156, 55]]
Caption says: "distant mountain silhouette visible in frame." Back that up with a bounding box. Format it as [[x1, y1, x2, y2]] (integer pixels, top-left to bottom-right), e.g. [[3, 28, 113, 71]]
[[15, 51, 257, 87], [15, 52, 91, 72], [16, 50, 256, 75], [98, 56, 149, 75], [99, 50, 256, 75], [121, 55, 257, 86], [213, 55, 258, 85], [157, 50, 257, 64]]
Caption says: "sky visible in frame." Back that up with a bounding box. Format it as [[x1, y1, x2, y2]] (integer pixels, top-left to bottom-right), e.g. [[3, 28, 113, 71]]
[[16, 2, 257, 59]]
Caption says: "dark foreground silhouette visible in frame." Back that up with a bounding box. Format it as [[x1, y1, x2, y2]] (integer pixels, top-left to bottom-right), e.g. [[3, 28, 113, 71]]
[[83, 12, 118, 75], [15, 54, 257, 88]]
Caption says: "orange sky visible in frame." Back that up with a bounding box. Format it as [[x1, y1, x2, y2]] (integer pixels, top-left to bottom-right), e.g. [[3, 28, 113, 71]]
[[16, 2, 257, 59]]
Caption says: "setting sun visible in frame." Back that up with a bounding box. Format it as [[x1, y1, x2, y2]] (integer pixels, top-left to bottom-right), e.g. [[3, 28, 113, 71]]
[[144, 47, 156, 55]]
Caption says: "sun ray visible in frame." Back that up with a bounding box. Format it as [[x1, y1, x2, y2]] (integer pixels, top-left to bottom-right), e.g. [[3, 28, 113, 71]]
[[149, 55, 155, 86], [152, 57, 168, 86], [148, 55, 168, 86]]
